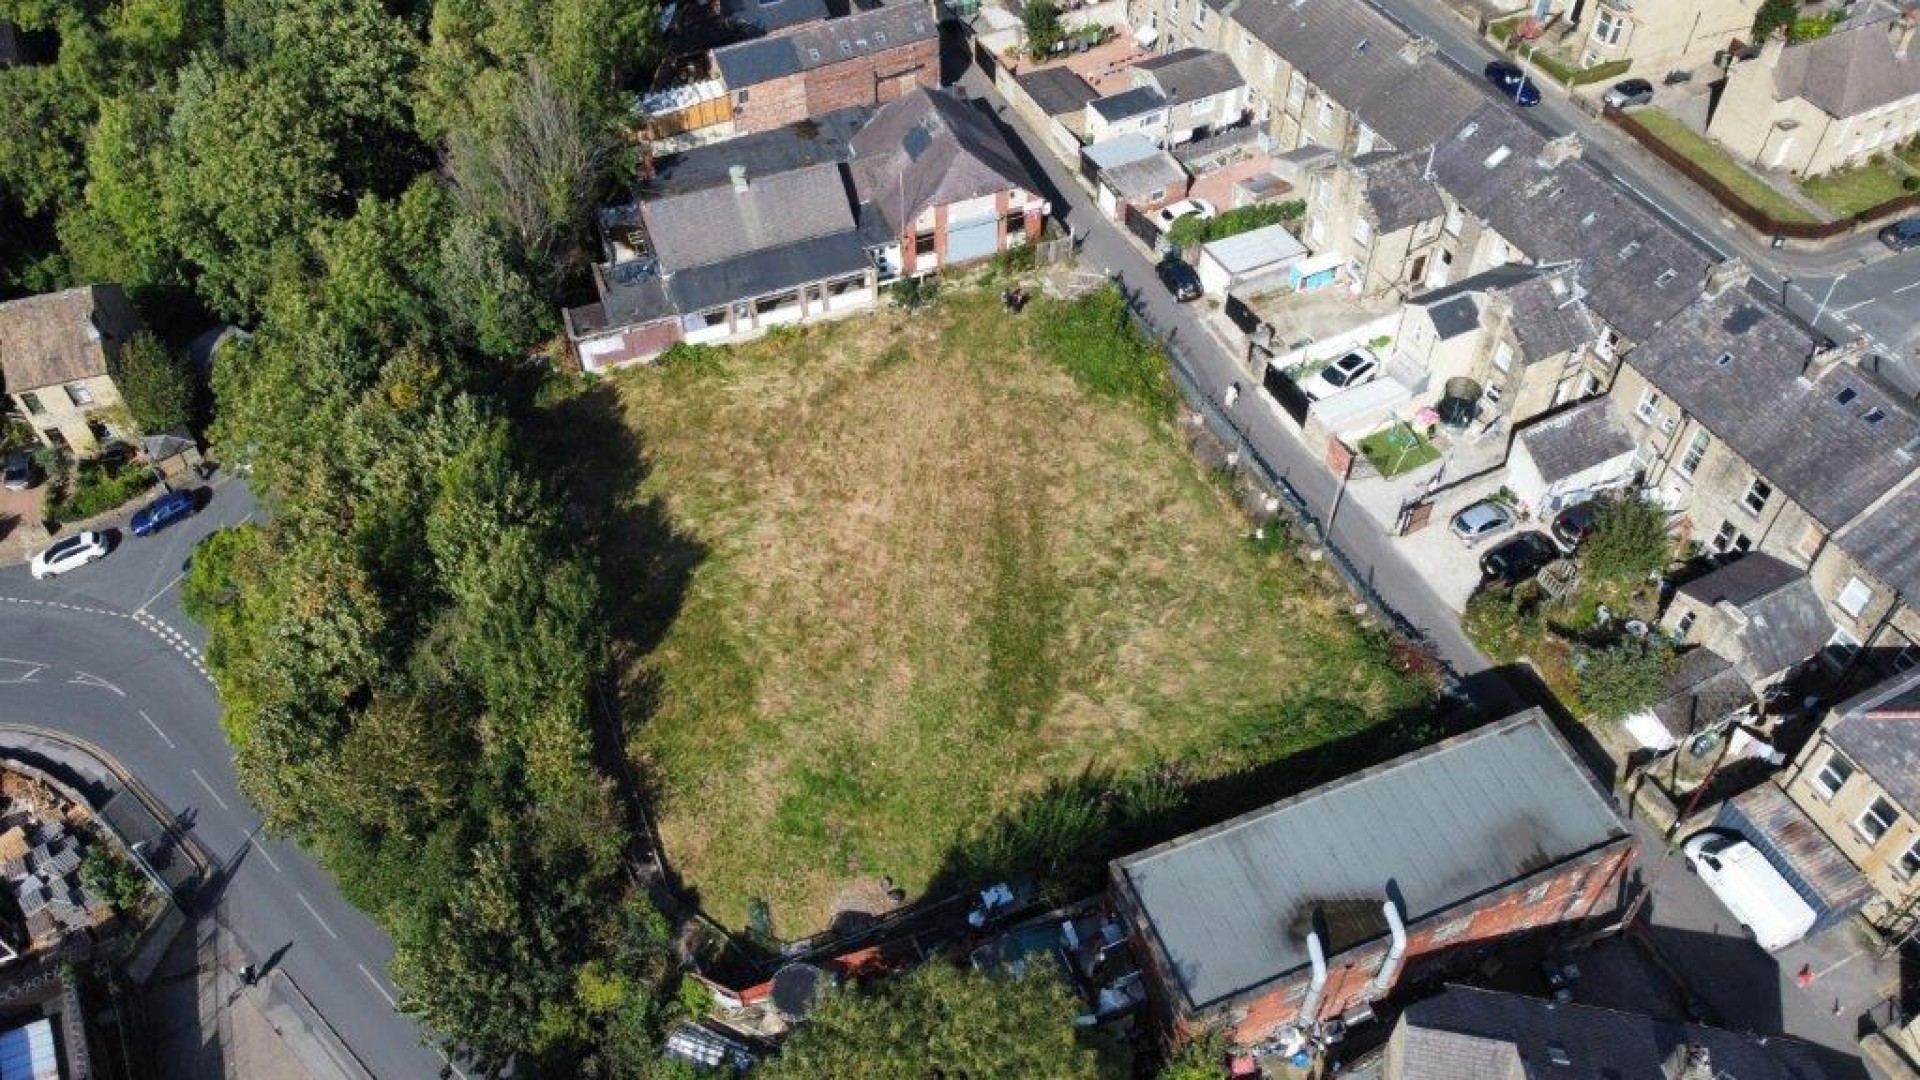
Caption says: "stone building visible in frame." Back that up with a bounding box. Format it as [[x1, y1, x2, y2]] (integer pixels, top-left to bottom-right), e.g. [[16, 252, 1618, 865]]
[[710, 4, 940, 136], [0, 284, 142, 456]]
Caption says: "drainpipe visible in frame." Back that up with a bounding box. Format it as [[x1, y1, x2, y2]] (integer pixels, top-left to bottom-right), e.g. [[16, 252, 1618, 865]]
[[1371, 899, 1407, 995], [1298, 931, 1328, 1027]]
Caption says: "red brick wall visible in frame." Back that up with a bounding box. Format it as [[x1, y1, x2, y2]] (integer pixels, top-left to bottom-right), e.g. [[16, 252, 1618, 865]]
[[734, 39, 939, 134], [1123, 841, 1635, 1047], [574, 317, 684, 371]]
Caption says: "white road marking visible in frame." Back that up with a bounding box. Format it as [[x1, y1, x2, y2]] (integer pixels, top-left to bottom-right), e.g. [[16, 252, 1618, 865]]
[[190, 768, 229, 810], [0, 660, 45, 684], [248, 835, 284, 874], [138, 710, 177, 750], [296, 892, 340, 940], [357, 963, 400, 1008], [69, 670, 125, 697], [1894, 279, 1920, 295], [135, 569, 189, 615]]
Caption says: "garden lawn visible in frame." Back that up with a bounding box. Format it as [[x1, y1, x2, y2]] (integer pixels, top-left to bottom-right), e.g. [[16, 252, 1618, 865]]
[[1359, 423, 1440, 478], [1631, 110, 1820, 224], [567, 289, 1433, 932], [1801, 161, 1909, 217]]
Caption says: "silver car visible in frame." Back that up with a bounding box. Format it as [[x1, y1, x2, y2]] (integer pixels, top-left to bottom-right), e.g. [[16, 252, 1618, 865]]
[[1449, 500, 1515, 545]]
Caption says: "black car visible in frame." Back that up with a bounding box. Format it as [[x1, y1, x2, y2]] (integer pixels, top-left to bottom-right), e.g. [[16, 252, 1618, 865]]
[[1880, 217, 1920, 251], [1156, 256, 1202, 302], [1480, 531, 1560, 584], [1484, 61, 1541, 107], [1550, 500, 1601, 552], [2, 451, 34, 492]]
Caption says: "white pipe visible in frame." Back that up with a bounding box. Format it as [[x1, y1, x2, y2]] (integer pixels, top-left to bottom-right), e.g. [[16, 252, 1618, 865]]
[[1372, 899, 1407, 994], [1298, 930, 1328, 1025]]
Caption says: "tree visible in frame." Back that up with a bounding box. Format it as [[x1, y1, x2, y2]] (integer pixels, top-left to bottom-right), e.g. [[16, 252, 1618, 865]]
[[1021, 0, 1062, 60], [1156, 1031, 1229, 1080], [446, 65, 604, 268], [79, 845, 149, 911], [761, 965, 1108, 1080], [109, 331, 195, 435], [1753, 0, 1797, 42], [1575, 636, 1672, 721], [1579, 497, 1670, 585]]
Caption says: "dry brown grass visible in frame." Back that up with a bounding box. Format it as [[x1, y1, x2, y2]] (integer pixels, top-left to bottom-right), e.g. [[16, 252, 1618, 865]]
[[579, 291, 1426, 932]]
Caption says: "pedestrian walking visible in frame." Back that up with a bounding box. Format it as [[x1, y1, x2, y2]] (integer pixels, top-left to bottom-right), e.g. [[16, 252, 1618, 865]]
[[1224, 381, 1242, 409], [239, 964, 257, 986]]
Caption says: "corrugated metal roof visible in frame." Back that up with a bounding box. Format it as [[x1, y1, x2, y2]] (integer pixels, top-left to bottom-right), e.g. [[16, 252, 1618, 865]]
[[1113, 710, 1624, 1011], [0, 1018, 59, 1080], [1200, 223, 1305, 275]]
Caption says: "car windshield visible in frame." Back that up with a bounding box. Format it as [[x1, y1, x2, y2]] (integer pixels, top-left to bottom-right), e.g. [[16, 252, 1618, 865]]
[[1323, 366, 1350, 386], [46, 537, 82, 558]]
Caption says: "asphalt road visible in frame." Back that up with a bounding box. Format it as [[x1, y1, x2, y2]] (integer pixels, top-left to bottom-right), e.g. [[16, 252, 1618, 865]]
[[0, 480, 455, 1080], [1364, 0, 1920, 399]]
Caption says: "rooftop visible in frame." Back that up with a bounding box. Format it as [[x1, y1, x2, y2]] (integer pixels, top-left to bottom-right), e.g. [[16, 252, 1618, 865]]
[[850, 88, 1040, 233], [1132, 47, 1244, 108], [1647, 647, 1753, 735], [1677, 553, 1835, 684], [1397, 985, 1846, 1080], [1626, 285, 1920, 531], [642, 106, 872, 197], [1514, 398, 1634, 485], [1826, 665, 1920, 811], [1354, 149, 1444, 235], [1200, 223, 1306, 275], [1112, 710, 1624, 1012], [645, 162, 857, 272], [1774, 11, 1920, 119], [0, 285, 123, 393], [1089, 85, 1167, 123], [711, 4, 935, 88], [1835, 472, 1920, 602], [1016, 66, 1099, 116]]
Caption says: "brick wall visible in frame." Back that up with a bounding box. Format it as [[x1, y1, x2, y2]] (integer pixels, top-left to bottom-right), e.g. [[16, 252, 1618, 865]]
[[733, 38, 939, 134]]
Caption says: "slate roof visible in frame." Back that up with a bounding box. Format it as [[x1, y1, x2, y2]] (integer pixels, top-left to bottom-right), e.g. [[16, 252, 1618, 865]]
[[1398, 985, 1845, 1080], [1356, 150, 1444, 234], [646, 162, 857, 272], [665, 231, 871, 313], [1514, 399, 1634, 485], [1679, 553, 1835, 684], [1431, 105, 1711, 343], [1426, 295, 1479, 340], [1626, 285, 1920, 531], [1504, 271, 1600, 361], [643, 106, 871, 197], [1648, 647, 1753, 734], [1774, 13, 1920, 119], [1133, 47, 1244, 108], [1016, 66, 1099, 116], [1835, 474, 1920, 600], [712, 4, 934, 88], [1102, 151, 1189, 199], [850, 89, 1040, 233], [1089, 85, 1167, 123], [1112, 710, 1624, 1012], [1826, 666, 1920, 811], [0, 286, 117, 393], [1229, 0, 1484, 152]]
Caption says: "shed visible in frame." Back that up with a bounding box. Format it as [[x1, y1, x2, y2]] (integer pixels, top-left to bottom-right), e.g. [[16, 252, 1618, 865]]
[[1083, 135, 1186, 218], [1306, 377, 1411, 443], [1196, 224, 1306, 298], [1505, 398, 1636, 513]]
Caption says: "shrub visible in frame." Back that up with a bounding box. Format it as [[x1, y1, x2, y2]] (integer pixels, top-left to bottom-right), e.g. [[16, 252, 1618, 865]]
[[1021, 0, 1062, 59], [1580, 497, 1670, 584], [889, 275, 941, 310], [1575, 636, 1672, 721], [109, 332, 197, 436], [80, 846, 149, 912], [1166, 201, 1305, 251], [44, 458, 156, 526]]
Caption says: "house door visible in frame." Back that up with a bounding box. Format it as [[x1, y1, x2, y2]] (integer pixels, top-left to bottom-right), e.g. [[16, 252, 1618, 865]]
[[1409, 254, 1427, 285], [944, 214, 1000, 266]]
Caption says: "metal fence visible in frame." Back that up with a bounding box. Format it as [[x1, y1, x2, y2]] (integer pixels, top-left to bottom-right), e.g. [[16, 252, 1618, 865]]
[[1117, 291, 1462, 692]]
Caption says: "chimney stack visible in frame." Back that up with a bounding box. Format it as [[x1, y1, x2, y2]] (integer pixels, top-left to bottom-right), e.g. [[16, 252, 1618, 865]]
[[1537, 133, 1584, 168], [730, 164, 749, 192], [1705, 257, 1749, 297], [1399, 36, 1437, 64], [1896, 7, 1919, 60], [1803, 335, 1874, 378]]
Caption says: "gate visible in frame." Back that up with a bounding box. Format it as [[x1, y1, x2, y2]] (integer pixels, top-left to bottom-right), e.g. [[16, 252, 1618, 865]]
[[1123, 204, 1161, 249], [1396, 499, 1434, 536], [1260, 362, 1309, 425]]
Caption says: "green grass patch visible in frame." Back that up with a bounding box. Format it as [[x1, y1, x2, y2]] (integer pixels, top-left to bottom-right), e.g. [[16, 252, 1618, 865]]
[[1632, 109, 1820, 224], [553, 288, 1438, 931], [1358, 422, 1441, 477], [1802, 160, 1911, 217]]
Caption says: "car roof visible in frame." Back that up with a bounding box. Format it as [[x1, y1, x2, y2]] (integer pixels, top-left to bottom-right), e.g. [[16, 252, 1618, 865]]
[[1459, 501, 1506, 523], [1617, 78, 1651, 90]]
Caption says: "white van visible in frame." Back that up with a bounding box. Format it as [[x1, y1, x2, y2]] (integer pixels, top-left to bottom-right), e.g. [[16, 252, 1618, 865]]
[[1682, 831, 1817, 952]]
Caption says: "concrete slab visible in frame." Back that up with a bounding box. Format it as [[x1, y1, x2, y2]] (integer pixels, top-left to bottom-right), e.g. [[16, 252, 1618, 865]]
[[1189, 155, 1292, 212], [145, 912, 315, 1080]]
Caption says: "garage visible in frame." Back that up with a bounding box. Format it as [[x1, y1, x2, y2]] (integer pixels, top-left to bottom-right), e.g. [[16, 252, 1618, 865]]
[[945, 214, 1000, 266]]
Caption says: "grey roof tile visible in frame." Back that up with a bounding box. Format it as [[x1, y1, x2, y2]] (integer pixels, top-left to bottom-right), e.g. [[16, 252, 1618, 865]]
[[1649, 647, 1753, 733], [0, 285, 118, 392], [1774, 13, 1920, 118], [1016, 66, 1099, 116], [663, 232, 871, 313], [1133, 47, 1244, 107], [850, 88, 1040, 233], [1112, 710, 1623, 1011], [712, 4, 935, 88], [643, 106, 872, 197], [1835, 474, 1920, 599], [1356, 149, 1444, 234], [1626, 285, 1920, 530], [1088, 85, 1167, 122], [1826, 667, 1920, 811], [1514, 399, 1633, 485], [1680, 554, 1835, 683], [645, 162, 856, 272]]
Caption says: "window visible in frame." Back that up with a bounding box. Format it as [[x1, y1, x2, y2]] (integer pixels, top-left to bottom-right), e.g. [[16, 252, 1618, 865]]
[[1353, 219, 1373, 247], [1634, 387, 1661, 424], [1827, 628, 1861, 666], [1675, 610, 1696, 638], [1492, 341, 1513, 372], [1238, 35, 1249, 60], [1712, 520, 1750, 554], [1316, 98, 1334, 130], [19, 392, 43, 416], [41, 428, 66, 449], [1898, 645, 1919, 672], [1444, 202, 1465, 237], [700, 308, 728, 328], [754, 290, 799, 314], [1264, 53, 1277, 78], [1191, 95, 1215, 115], [1838, 577, 1873, 620], [1592, 8, 1625, 46], [1524, 882, 1551, 904], [1859, 796, 1900, 844], [1815, 751, 1855, 799], [914, 231, 936, 256], [1356, 124, 1377, 155], [1286, 72, 1307, 110], [1743, 477, 1772, 515], [1004, 210, 1027, 238], [1679, 430, 1710, 476], [1901, 838, 1920, 880], [1192, 6, 1207, 29], [736, 88, 749, 104], [63, 383, 93, 407]]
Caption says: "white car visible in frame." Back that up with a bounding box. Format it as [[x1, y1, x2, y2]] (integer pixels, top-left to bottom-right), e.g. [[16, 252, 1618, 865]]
[[1682, 831, 1817, 952], [30, 532, 109, 580], [1299, 350, 1380, 401], [1156, 198, 1218, 227]]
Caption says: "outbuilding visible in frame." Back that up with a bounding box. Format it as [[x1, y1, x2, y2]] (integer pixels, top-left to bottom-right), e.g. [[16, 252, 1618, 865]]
[[1195, 223, 1306, 297]]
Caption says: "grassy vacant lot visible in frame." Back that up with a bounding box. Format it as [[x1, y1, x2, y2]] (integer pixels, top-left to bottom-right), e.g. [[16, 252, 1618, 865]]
[[1631, 110, 1820, 224], [1801, 160, 1909, 217], [565, 288, 1433, 932]]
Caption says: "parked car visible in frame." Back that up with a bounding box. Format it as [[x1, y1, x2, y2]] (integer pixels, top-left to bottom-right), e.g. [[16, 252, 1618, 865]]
[[1602, 78, 1654, 109], [1449, 499, 1515, 545], [1550, 500, 1601, 553], [1156, 198, 1217, 228], [1156, 256, 1202, 301], [2, 451, 35, 491], [130, 488, 198, 538], [1479, 531, 1560, 583], [1484, 61, 1541, 107], [29, 532, 109, 580], [1682, 831, 1817, 952], [1879, 217, 1920, 251], [1299, 350, 1380, 401]]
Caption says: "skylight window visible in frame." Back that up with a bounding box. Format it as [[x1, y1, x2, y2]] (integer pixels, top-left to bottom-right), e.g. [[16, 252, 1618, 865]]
[[1715, 351, 1732, 367], [1617, 240, 1641, 261], [1484, 146, 1511, 169], [1836, 386, 1859, 406], [1457, 122, 1479, 142], [1865, 406, 1888, 426], [1655, 268, 1676, 286]]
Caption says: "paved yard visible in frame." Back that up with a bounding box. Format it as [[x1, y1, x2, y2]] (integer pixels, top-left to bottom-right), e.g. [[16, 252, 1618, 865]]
[[1189, 155, 1292, 212]]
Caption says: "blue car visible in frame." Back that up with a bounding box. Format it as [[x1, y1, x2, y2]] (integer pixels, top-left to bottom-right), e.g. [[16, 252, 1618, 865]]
[[1485, 61, 1542, 107], [130, 489, 197, 537]]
